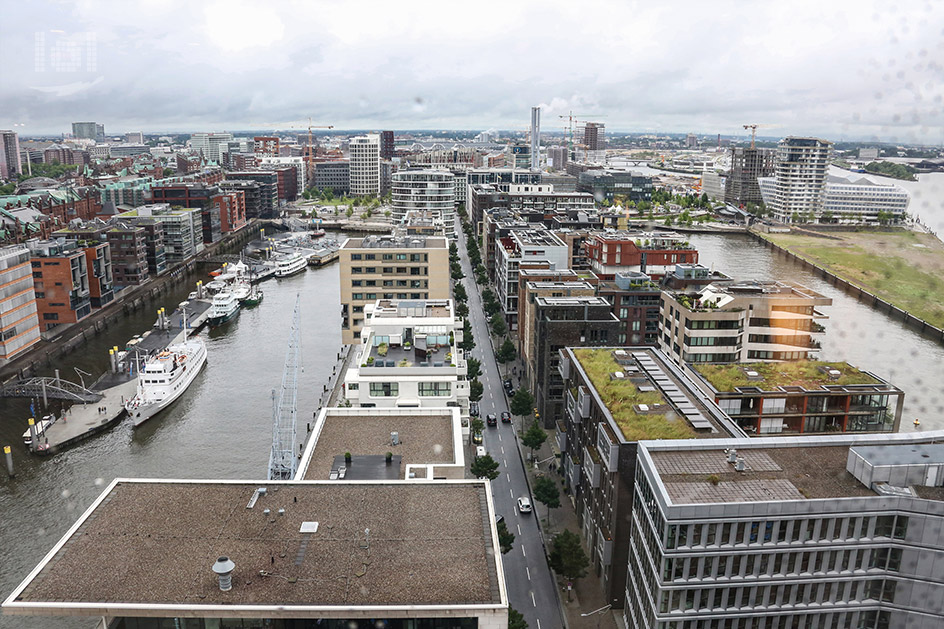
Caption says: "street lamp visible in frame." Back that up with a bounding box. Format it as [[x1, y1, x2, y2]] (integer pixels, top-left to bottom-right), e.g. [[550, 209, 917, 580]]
[[580, 603, 612, 629]]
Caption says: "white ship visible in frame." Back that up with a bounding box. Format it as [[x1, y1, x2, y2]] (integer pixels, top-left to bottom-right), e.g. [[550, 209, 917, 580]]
[[274, 251, 308, 277], [231, 280, 251, 301], [125, 336, 207, 427], [207, 289, 241, 326]]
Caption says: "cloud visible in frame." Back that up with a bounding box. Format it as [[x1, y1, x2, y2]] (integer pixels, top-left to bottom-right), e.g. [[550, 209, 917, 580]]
[[1, 0, 943, 142]]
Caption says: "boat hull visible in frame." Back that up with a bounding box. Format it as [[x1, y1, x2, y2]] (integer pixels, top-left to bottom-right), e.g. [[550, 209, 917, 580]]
[[128, 349, 208, 428], [207, 306, 240, 327]]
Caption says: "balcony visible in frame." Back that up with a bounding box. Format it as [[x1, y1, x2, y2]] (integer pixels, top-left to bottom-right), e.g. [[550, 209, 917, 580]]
[[584, 445, 602, 488], [556, 421, 567, 452], [577, 386, 591, 419]]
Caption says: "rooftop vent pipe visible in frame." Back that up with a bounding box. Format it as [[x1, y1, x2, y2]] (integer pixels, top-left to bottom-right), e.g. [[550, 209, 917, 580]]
[[727, 449, 737, 464], [212, 556, 236, 591]]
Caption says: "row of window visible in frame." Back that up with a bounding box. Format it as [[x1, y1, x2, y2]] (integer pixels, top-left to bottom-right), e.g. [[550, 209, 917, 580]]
[[352, 279, 427, 288], [650, 610, 890, 629], [350, 267, 427, 275], [351, 293, 426, 301], [350, 253, 427, 262]]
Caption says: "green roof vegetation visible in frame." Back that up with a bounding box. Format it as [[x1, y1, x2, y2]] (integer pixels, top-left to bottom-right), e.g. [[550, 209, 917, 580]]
[[573, 349, 697, 442], [695, 361, 881, 392]]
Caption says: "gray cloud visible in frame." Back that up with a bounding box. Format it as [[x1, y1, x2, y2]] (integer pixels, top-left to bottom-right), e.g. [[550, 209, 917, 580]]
[[1, 0, 943, 142]]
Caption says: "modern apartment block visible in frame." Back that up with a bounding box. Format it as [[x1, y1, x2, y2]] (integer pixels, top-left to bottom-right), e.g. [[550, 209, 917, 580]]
[[583, 122, 606, 151], [391, 170, 456, 236], [312, 159, 350, 195], [3, 479, 510, 629], [224, 171, 278, 218], [380, 130, 395, 159], [252, 135, 279, 157], [596, 271, 663, 346], [767, 137, 832, 223], [759, 173, 911, 225], [0, 130, 23, 179], [0, 245, 40, 362], [495, 229, 568, 330], [557, 347, 745, 607], [724, 146, 775, 207], [519, 279, 596, 384], [626, 432, 944, 629], [189, 132, 234, 163], [122, 218, 167, 276], [26, 239, 92, 332], [689, 360, 904, 436], [338, 234, 449, 344], [585, 231, 698, 280], [659, 280, 832, 365], [577, 169, 652, 203], [349, 134, 380, 196], [118, 204, 202, 264], [259, 156, 306, 193], [343, 299, 470, 424], [105, 221, 150, 286]]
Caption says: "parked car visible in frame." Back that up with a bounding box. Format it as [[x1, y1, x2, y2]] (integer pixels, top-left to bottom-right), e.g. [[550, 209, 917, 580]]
[[486, 413, 497, 427], [517, 496, 532, 514], [495, 513, 505, 524], [470, 402, 480, 417], [503, 379, 514, 394], [500, 411, 511, 424], [472, 430, 483, 445]]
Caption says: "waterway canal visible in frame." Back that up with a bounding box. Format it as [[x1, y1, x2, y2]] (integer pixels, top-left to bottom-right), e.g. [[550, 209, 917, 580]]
[[0, 256, 341, 629]]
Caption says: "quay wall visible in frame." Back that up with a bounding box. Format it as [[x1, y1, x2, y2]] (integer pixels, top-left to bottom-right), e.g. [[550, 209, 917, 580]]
[[749, 230, 944, 346], [0, 221, 258, 382]]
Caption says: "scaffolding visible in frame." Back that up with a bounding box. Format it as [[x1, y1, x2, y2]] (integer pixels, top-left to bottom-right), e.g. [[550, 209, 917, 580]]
[[268, 295, 301, 480]]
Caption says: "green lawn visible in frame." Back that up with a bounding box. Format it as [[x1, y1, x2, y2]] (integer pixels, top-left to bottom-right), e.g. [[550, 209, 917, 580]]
[[573, 349, 696, 441], [696, 361, 880, 392], [764, 231, 944, 329]]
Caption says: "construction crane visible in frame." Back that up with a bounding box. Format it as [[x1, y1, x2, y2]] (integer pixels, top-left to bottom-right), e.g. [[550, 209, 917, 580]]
[[743, 124, 759, 149], [268, 295, 301, 481], [558, 112, 607, 159]]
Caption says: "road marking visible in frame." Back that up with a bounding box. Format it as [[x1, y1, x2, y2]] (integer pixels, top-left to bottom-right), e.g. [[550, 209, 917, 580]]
[[510, 489, 514, 498], [521, 545, 526, 557], [498, 434, 502, 442], [517, 524, 521, 535], [531, 591, 536, 607], [506, 473, 510, 481], [501, 446, 505, 454], [537, 620, 541, 629], [527, 567, 531, 580]]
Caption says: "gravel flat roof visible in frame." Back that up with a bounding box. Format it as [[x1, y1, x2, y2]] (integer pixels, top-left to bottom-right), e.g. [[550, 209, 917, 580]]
[[302, 413, 456, 480], [11, 481, 500, 612]]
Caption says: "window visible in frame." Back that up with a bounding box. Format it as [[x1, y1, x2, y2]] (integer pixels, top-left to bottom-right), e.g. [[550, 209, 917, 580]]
[[351, 267, 362, 274], [43, 313, 59, 321], [419, 382, 451, 396], [350, 254, 362, 260], [369, 382, 398, 397]]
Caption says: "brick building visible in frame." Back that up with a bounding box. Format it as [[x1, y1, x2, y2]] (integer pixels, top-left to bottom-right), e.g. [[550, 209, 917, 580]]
[[26, 239, 92, 332]]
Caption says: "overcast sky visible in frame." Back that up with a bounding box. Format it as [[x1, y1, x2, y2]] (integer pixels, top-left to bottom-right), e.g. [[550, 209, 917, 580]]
[[2, 0, 943, 143]]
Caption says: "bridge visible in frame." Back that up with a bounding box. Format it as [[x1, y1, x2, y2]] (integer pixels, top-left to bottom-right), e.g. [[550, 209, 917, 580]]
[[0, 377, 103, 403]]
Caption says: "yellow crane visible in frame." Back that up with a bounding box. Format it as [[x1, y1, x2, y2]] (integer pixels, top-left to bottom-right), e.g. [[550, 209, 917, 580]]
[[558, 112, 606, 159]]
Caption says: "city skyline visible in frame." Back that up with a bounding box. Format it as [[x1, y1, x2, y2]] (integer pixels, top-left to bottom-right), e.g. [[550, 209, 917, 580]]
[[1, 1, 942, 143]]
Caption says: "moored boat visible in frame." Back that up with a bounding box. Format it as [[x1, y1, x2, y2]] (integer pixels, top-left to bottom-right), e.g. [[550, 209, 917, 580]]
[[274, 251, 307, 277], [124, 336, 207, 427], [207, 290, 241, 326]]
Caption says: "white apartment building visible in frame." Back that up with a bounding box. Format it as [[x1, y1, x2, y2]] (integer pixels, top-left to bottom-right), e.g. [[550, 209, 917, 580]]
[[0, 245, 41, 362], [391, 170, 457, 235], [495, 229, 568, 331], [349, 134, 380, 196], [259, 155, 306, 192], [659, 280, 832, 364], [189, 132, 234, 163], [343, 299, 470, 430], [767, 137, 832, 223], [760, 173, 910, 224]]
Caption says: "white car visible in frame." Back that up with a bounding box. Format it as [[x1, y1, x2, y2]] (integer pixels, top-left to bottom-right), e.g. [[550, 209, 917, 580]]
[[517, 496, 532, 514]]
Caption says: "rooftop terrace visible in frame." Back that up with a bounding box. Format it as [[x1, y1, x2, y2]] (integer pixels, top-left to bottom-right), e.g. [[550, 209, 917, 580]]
[[696, 360, 883, 392], [6, 480, 501, 615]]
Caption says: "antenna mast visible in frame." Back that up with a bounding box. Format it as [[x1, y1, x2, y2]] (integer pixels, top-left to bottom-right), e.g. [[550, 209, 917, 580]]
[[268, 295, 301, 480]]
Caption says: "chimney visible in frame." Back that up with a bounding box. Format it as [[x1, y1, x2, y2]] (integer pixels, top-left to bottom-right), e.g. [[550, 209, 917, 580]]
[[735, 458, 746, 472], [727, 449, 737, 464], [212, 556, 235, 591]]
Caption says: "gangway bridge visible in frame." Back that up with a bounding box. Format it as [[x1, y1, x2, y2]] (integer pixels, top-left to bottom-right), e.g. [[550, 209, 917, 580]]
[[0, 375, 102, 403]]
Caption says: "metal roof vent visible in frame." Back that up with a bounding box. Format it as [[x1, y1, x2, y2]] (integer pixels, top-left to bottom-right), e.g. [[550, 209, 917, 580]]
[[735, 458, 746, 472], [391, 431, 400, 446], [727, 449, 738, 464], [212, 556, 235, 591]]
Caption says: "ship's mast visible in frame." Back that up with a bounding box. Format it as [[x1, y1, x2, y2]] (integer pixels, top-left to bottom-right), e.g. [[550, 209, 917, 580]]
[[268, 294, 301, 480]]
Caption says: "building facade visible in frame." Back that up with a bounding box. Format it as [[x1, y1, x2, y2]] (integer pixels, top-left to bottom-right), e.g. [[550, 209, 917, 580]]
[[118, 204, 202, 264], [578, 169, 652, 203], [0, 245, 40, 362], [380, 130, 395, 159], [349, 134, 380, 196], [627, 432, 944, 629], [724, 147, 775, 207], [0, 130, 23, 179], [26, 239, 92, 332], [586, 231, 698, 281], [391, 170, 457, 236], [105, 221, 150, 286], [312, 159, 350, 195], [189, 132, 234, 163], [659, 280, 832, 365], [339, 234, 450, 344], [72, 122, 104, 142], [767, 137, 832, 223]]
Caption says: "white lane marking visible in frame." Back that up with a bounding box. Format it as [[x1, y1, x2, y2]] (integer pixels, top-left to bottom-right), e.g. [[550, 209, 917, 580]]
[[501, 446, 505, 454], [527, 567, 531, 580], [498, 434, 502, 442], [537, 620, 541, 629], [521, 545, 526, 557], [517, 524, 521, 535], [531, 591, 536, 607], [510, 489, 514, 498]]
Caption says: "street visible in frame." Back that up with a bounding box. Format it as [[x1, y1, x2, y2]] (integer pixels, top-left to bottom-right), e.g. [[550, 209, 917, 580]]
[[456, 225, 564, 629]]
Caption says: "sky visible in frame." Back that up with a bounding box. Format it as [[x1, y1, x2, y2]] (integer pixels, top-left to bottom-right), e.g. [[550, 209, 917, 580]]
[[1, 0, 943, 143]]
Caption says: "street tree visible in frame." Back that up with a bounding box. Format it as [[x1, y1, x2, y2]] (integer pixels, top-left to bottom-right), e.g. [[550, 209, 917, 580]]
[[451, 265, 465, 281], [470, 418, 484, 434], [548, 530, 590, 601], [508, 608, 528, 629], [470, 453, 500, 481], [467, 357, 482, 379], [490, 315, 507, 337], [469, 378, 483, 402], [521, 419, 548, 460], [497, 338, 516, 363], [453, 283, 468, 302], [533, 475, 561, 524], [497, 521, 515, 554], [510, 388, 534, 418], [449, 242, 459, 257], [455, 302, 469, 318]]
